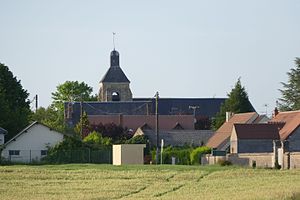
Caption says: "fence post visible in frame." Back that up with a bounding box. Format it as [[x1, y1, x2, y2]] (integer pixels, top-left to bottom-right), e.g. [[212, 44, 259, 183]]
[[30, 150, 32, 163]]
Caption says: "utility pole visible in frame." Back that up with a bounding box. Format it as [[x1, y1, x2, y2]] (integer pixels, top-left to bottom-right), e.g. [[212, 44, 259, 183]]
[[80, 97, 83, 138], [35, 94, 38, 113], [155, 91, 159, 164], [189, 106, 199, 128]]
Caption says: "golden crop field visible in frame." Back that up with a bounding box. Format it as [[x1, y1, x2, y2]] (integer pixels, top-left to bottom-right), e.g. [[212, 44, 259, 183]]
[[0, 164, 299, 200]]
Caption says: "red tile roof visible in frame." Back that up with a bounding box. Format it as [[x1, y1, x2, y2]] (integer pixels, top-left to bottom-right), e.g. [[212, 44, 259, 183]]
[[269, 110, 300, 140], [233, 123, 280, 140], [206, 112, 258, 148]]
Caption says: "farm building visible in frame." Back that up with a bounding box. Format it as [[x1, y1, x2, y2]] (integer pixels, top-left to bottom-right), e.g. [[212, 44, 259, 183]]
[[230, 123, 280, 153], [206, 112, 268, 151], [1, 121, 65, 163]]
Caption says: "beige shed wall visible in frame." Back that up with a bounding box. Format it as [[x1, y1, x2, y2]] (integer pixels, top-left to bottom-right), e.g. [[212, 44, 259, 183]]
[[113, 144, 146, 165]]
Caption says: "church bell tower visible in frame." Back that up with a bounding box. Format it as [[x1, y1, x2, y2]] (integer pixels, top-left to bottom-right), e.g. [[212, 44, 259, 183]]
[[98, 49, 133, 102]]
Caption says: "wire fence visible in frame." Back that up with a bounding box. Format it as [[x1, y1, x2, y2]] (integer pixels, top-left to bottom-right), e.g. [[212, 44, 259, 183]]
[[1, 148, 112, 164]]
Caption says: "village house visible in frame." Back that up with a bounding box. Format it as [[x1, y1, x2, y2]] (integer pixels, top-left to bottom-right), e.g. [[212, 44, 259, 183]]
[[270, 109, 300, 152], [1, 121, 66, 163], [203, 109, 300, 169], [206, 112, 268, 151]]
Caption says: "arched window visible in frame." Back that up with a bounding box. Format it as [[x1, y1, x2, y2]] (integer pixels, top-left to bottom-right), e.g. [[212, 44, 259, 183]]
[[112, 92, 120, 101]]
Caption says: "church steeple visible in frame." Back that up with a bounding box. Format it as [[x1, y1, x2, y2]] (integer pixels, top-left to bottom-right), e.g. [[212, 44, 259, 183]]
[[110, 50, 120, 67], [100, 49, 130, 83], [98, 48, 133, 102]]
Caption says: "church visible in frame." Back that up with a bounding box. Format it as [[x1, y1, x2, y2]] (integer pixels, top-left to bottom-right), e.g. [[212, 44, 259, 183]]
[[65, 48, 227, 131]]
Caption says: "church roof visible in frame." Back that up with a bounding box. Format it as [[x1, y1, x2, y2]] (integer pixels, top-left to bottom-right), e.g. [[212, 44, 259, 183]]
[[100, 49, 130, 83], [100, 66, 130, 83], [64, 98, 229, 127]]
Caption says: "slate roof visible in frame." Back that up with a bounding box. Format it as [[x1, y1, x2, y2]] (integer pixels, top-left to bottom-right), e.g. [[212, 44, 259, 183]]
[[100, 65, 130, 83], [233, 123, 280, 140], [206, 112, 259, 149], [64, 98, 229, 126], [0, 127, 8, 135], [134, 129, 214, 147], [269, 110, 300, 140], [133, 98, 229, 118], [100, 50, 130, 83]]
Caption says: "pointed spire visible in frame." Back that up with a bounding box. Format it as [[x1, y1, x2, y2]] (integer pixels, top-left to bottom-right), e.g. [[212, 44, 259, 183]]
[[112, 32, 116, 50]]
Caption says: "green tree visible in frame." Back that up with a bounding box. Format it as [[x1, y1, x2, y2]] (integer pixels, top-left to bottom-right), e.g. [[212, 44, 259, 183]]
[[32, 81, 96, 132], [32, 105, 66, 133], [212, 78, 254, 130], [74, 112, 91, 138], [52, 81, 96, 112], [0, 63, 32, 140], [279, 58, 300, 111], [83, 131, 112, 146]]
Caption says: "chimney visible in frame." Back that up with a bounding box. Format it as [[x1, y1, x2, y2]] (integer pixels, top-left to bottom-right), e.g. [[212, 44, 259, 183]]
[[273, 107, 279, 118], [226, 112, 233, 122]]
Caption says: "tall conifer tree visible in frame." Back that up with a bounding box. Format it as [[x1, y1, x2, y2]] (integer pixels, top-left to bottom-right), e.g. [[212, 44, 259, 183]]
[[212, 78, 254, 130], [0, 63, 32, 140], [279, 58, 300, 111]]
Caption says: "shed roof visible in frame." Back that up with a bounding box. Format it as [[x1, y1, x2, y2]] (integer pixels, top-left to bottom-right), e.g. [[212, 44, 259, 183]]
[[270, 110, 300, 140], [233, 123, 280, 140], [206, 112, 259, 149]]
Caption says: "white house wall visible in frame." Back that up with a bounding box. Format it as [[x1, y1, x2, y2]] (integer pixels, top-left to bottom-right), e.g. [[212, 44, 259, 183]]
[[1, 124, 64, 163]]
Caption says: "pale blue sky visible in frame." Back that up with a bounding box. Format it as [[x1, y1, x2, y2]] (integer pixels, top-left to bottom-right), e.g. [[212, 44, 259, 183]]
[[1, 0, 300, 116]]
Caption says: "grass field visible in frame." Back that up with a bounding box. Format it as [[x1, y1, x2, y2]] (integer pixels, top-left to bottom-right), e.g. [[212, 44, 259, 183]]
[[0, 164, 300, 200]]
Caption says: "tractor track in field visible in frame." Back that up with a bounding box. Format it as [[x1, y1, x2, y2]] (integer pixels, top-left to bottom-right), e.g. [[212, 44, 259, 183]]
[[114, 185, 148, 199]]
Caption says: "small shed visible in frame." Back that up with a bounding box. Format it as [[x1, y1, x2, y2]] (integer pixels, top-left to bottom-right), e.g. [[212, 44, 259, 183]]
[[113, 144, 146, 165]]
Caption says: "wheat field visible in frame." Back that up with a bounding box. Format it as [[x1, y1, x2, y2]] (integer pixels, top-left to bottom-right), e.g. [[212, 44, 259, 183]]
[[0, 164, 299, 200]]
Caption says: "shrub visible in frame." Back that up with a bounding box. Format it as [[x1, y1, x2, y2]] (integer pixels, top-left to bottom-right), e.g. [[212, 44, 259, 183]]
[[252, 160, 256, 168], [152, 146, 193, 165], [190, 146, 211, 165], [83, 131, 112, 146], [218, 159, 232, 166]]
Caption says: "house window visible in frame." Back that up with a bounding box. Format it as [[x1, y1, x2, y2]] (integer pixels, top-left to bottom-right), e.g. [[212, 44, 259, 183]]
[[9, 150, 20, 156], [41, 150, 48, 156]]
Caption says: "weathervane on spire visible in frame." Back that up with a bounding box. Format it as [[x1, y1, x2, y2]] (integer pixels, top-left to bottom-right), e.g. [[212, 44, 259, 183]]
[[112, 32, 116, 50]]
